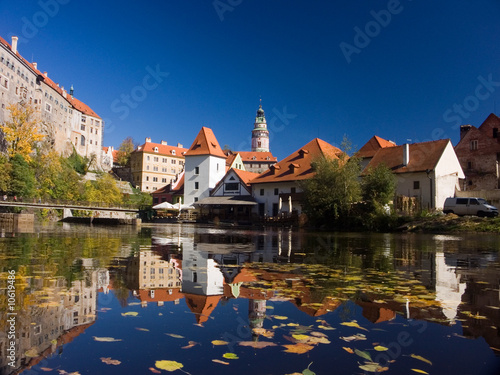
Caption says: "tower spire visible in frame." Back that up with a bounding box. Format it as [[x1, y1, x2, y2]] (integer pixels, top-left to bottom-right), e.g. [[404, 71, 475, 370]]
[[251, 100, 269, 152]]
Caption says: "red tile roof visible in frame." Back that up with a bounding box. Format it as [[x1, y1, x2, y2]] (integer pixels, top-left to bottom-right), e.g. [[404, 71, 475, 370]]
[[237, 151, 277, 162], [134, 141, 188, 156], [250, 138, 342, 184], [233, 169, 260, 186], [185, 127, 227, 158], [356, 135, 396, 158], [225, 153, 237, 167], [184, 294, 222, 324], [364, 139, 450, 174], [0, 35, 101, 119]]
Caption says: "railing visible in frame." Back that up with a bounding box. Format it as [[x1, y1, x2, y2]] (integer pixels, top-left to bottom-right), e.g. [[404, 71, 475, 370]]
[[0, 196, 141, 211]]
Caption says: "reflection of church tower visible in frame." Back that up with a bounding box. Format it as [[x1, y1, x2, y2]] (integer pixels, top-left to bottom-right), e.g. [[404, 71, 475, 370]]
[[251, 101, 270, 152], [249, 299, 267, 339]]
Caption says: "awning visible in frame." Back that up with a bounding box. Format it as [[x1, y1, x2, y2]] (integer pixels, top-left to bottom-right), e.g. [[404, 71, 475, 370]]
[[195, 196, 258, 206]]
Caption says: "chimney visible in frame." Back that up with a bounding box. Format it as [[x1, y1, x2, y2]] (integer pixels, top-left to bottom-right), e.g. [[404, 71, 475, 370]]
[[11, 36, 18, 54], [177, 143, 183, 148], [460, 125, 472, 140], [33, 62, 37, 70], [145, 137, 151, 143], [403, 144, 410, 166], [161, 140, 168, 145], [43, 72, 48, 77]]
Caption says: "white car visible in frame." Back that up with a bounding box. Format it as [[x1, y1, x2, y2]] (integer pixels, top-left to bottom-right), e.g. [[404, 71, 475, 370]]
[[443, 197, 498, 217]]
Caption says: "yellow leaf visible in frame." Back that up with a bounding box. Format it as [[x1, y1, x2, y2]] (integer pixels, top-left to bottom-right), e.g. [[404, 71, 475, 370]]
[[340, 321, 368, 331], [165, 333, 184, 339], [93, 336, 122, 342], [342, 347, 354, 354], [282, 343, 314, 354], [121, 311, 139, 317], [155, 360, 184, 372], [222, 353, 239, 360], [292, 334, 310, 341], [374, 345, 389, 351], [411, 369, 429, 374], [273, 315, 288, 320], [211, 340, 229, 346], [410, 354, 432, 366]]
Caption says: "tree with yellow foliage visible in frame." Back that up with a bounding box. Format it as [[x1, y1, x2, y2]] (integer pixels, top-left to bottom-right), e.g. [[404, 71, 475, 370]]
[[0, 102, 45, 161]]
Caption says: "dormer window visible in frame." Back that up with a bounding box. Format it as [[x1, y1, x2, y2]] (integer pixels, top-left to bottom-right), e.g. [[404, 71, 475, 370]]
[[252, 156, 256, 160], [298, 149, 309, 158], [154, 147, 158, 152], [171, 150, 176, 155]]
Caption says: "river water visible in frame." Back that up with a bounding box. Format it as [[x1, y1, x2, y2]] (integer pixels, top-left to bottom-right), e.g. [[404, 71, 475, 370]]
[[1, 223, 499, 375]]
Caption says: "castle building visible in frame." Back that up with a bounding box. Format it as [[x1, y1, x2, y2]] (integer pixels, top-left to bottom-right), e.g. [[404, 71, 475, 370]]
[[0, 36, 103, 166], [129, 138, 187, 192], [251, 102, 269, 152]]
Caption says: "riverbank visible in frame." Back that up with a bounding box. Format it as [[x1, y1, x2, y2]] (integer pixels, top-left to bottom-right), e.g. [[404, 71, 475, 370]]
[[399, 213, 500, 233]]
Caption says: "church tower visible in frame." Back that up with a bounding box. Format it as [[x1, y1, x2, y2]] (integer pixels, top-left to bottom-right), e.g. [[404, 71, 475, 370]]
[[251, 101, 270, 152]]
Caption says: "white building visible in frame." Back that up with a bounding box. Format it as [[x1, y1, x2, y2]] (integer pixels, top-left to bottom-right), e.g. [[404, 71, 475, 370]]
[[183, 127, 227, 206]]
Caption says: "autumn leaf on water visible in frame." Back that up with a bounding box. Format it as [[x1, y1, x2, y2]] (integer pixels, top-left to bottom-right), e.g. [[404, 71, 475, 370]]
[[292, 334, 310, 341], [93, 336, 123, 342], [165, 333, 185, 339], [239, 341, 278, 348], [358, 362, 389, 373], [222, 353, 239, 360], [39, 368, 53, 372], [136, 327, 150, 332], [355, 349, 373, 362], [181, 341, 199, 349], [149, 367, 161, 374], [273, 315, 288, 320], [155, 360, 184, 372], [100, 357, 121, 365], [411, 369, 429, 374], [340, 334, 367, 342], [282, 343, 314, 354], [342, 347, 354, 354], [212, 359, 230, 365], [410, 354, 432, 366], [121, 311, 139, 317], [310, 331, 328, 338], [318, 325, 336, 330], [211, 340, 229, 346], [340, 321, 369, 331], [252, 328, 274, 338], [374, 345, 389, 351]]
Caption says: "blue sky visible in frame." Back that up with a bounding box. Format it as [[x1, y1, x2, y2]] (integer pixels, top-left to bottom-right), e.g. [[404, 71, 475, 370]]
[[1, 0, 499, 160]]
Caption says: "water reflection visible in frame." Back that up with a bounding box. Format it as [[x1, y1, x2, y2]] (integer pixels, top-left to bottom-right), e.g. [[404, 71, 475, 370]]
[[0, 224, 499, 374]]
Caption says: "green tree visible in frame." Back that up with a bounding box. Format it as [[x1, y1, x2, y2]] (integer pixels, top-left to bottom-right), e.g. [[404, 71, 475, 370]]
[[9, 154, 35, 197], [116, 137, 135, 166], [301, 151, 361, 228], [361, 163, 396, 208], [0, 155, 11, 193], [84, 173, 123, 205]]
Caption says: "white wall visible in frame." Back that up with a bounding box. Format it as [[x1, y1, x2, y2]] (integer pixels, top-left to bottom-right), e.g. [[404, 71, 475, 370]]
[[252, 181, 301, 216], [184, 154, 226, 206], [434, 141, 465, 209]]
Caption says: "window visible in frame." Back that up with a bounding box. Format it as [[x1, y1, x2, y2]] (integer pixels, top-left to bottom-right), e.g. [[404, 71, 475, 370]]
[[154, 157, 158, 162], [80, 135, 85, 146], [154, 147, 158, 152], [45, 103, 52, 113], [194, 197, 198, 202], [80, 124, 85, 131], [260, 188, 264, 196], [146, 176, 149, 181], [162, 178, 167, 183], [470, 140, 478, 150], [413, 181, 420, 189], [291, 187, 296, 194], [172, 159, 176, 164], [171, 150, 176, 155], [225, 183, 239, 191], [456, 198, 468, 205], [194, 182, 199, 189], [494, 128, 498, 138], [195, 167, 199, 175], [153, 166, 158, 171], [274, 188, 279, 195], [153, 177, 158, 182], [467, 161, 473, 170], [162, 158, 167, 163], [81, 116, 86, 123]]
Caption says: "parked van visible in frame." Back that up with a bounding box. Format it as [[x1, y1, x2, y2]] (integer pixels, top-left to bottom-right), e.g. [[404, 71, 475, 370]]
[[443, 197, 498, 217]]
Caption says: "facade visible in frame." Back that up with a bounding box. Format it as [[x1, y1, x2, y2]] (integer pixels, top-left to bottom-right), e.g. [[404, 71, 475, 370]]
[[250, 138, 342, 217], [0, 36, 103, 166], [236, 151, 277, 173], [363, 139, 465, 210], [183, 127, 227, 206], [129, 138, 187, 192], [454, 113, 500, 190], [152, 172, 185, 205]]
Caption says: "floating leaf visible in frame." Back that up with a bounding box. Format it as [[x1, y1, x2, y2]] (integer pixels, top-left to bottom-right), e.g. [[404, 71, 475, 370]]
[[222, 353, 239, 360], [342, 347, 354, 354], [292, 334, 310, 341], [411, 369, 429, 374], [211, 340, 228, 346], [93, 336, 122, 342], [100, 357, 121, 365], [302, 362, 316, 375], [318, 325, 336, 330], [40, 368, 53, 372], [252, 328, 274, 338], [355, 349, 373, 362], [121, 312, 139, 317], [212, 359, 230, 365], [374, 345, 389, 351], [340, 334, 366, 342], [273, 315, 288, 320], [359, 362, 389, 372], [155, 360, 184, 372], [340, 321, 368, 331], [410, 354, 432, 366], [310, 331, 328, 338], [282, 343, 314, 354], [181, 341, 199, 349], [266, 305, 274, 309], [136, 327, 149, 332], [149, 367, 161, 374], [239, 341, 277, 348], [165, 333, 184, 339]]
